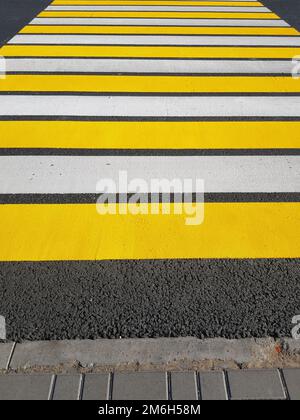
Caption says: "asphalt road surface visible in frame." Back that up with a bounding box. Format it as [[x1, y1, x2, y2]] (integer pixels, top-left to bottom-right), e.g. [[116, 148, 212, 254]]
[[0, 0, 299, 341]]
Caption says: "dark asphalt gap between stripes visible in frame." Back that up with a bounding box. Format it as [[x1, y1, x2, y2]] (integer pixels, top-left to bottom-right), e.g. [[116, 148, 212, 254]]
[[0, 148, 299, 156], [0, 260, 299, 342], [1, 117, 300, 122], [1, 193, 300, 204]]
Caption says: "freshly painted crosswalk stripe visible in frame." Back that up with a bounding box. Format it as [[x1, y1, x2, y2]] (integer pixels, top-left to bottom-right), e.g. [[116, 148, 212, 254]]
[[1, 156, 298, 193], [2, 45, 299, 58], [19, 25, 299, 35], [0, 0, 299, 269], [1, 75, 300, 93], [30, 17, 289, 26], [9, 34, 300, 46], [38, 12, 279, 19], [0, 203, 299, 260], [46, 6, 271, 12], [4, 58, 297, 74], [1, 121, 299, 150], [0, 95, 299, 118]]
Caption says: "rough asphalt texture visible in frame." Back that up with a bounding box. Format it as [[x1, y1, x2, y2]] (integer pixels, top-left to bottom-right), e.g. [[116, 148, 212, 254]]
[[0, 260, 299, 342], [0, 1, 299, 342]]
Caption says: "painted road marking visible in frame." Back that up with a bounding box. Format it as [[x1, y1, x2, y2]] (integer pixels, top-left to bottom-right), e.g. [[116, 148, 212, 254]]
[[0, 203, 299, 260], [29, 18, 289, 26], [52, 1, 263, 3], [52, 1, 263, 4], [1, 75, 300, 93], [37, 12, 279, 19], [0, 95, 299, 118], [9, 35, 300, 46], [0, 156, 299, 193], [46, 6, 271, 12], [2, 75, 300, 93], [0, 121, 299, 150], [2, 46, 299, 58], [0, 0, 299, 264], [3, 58, 298, 74], [20, 26, 299, 35]]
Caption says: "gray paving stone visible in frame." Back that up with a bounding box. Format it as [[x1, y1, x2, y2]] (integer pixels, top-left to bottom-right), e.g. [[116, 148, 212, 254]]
[[282, 368, 300, 400], [112, 372, 167, 400], [0, 374, 52, 400], [199, 371, 227, 400], [0, 343, 14, 369], [82, 374, 109, 400], [171, 372, 197, 400], [227, 369, 285, 400], [52, 374, 81, 400]]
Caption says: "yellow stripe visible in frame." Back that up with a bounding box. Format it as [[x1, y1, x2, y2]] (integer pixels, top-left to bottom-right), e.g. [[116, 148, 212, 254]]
[[38, 11, 278, 18], [1, 121, 299, 149], [0, 203, 299, 261], [51, 2, 265, 6], [19, 25, 299, 35], [1, 75, 300, 93], [2, 45, 299, 58]]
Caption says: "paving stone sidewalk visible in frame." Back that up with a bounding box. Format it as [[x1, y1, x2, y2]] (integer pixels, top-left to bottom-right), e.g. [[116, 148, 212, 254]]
[[0, 339, 299, 400], [0, 369, 299, 400]]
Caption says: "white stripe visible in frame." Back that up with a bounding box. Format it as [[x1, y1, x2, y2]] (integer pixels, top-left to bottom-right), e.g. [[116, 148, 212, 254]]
[[1, 156, 299, 194], [5, 58, 296, 74], [46, 6, 270, 12], [9, 34, 300, 46], [30, 17, 289, 27], [0, 95, 299, 117]]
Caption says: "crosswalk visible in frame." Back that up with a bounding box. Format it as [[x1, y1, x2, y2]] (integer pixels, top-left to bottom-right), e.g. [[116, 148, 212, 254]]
[[0, 0, 299, 261]]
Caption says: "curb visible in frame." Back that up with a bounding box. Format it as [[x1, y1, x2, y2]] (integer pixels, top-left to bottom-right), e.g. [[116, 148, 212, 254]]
[[1, 337, 299, 373]]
